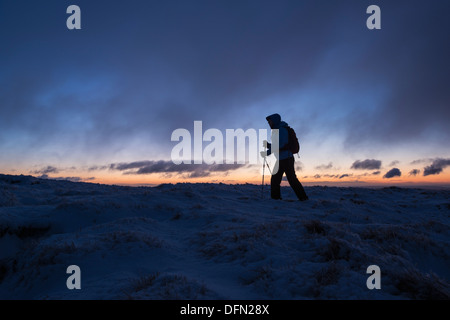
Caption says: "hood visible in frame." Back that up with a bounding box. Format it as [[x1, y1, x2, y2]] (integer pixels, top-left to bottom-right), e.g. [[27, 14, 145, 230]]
[[266, 114, 288, 129], [266, 113, 281, 128]]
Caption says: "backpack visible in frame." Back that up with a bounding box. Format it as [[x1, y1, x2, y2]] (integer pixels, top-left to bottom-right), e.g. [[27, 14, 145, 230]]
[[281, 126, 300, 154]]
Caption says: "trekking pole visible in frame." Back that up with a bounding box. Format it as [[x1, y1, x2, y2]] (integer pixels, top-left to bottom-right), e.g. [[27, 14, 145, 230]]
[[265, 157, 272, 175], [262, 155, 265, 199]]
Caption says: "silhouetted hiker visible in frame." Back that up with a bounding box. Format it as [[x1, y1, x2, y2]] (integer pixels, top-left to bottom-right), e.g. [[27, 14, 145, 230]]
[[260, 113, 309, 201]]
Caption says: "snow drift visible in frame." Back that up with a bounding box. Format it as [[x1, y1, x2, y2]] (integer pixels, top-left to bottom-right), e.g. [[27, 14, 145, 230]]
[[0, 174, 449, 299]]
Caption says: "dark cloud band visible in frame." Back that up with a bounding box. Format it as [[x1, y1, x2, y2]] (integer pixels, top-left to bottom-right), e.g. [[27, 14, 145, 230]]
[[423, 159, 450, 176], [351, 159, 382, 170], [110, 160, 247, 178], [383, 168, 401, 179]]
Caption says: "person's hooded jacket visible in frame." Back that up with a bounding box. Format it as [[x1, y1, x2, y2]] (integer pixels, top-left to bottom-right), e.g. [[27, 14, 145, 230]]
[[266, 113, 293, 160]]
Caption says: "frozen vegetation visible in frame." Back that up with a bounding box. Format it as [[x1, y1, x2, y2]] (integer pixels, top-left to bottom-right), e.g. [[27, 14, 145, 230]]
[[0, 174, 449, 300]]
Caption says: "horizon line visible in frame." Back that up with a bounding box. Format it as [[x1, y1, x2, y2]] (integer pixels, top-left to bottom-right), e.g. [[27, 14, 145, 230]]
[[2, 173, 449, 190]]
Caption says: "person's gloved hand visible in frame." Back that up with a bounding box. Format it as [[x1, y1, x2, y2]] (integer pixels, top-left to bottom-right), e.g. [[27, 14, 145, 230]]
[[260, 151, 268, 158]]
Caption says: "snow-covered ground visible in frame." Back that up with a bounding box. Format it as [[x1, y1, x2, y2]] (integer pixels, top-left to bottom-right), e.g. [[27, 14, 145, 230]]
[[0, 174, 449, 300]]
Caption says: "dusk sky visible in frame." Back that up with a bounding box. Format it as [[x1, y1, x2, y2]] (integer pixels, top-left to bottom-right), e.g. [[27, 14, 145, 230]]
[[1, 0, 449, 186]]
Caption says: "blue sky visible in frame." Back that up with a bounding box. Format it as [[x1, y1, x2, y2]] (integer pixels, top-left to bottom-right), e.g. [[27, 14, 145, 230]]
[[1, 0, 449, 186]]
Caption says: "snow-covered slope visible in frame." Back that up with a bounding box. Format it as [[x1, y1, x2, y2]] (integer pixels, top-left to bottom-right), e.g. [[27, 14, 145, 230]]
[[0, 174, 449, 299]]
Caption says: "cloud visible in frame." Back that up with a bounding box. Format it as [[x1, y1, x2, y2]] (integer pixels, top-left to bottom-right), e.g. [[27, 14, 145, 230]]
[[388, 161, 400, 167], [423, 158, 450, 176], [110, 161, 156, 171], [383, 168, 401, 179], [295, 162, 304, 172], [351, 159, 382, 170], [339, 174, 350, 179], [110, 160, 246, 178], [88, 165, 109, 172], [342, 2, 450, 148], [409, 169, 420, 176], [315, 162, 333, 171], [33, 166, 59, 175], [1, 1, 449, 171], [1, 1, 348, 163], [372, 171, 381, 175], [38, 174, 95, 182], [410, 159, 433, 165]]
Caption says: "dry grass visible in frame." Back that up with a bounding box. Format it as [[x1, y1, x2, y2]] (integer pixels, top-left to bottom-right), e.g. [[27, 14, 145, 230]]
[[124, 273, 214, 300], [303, 220, 328, 236], [315, 262, 342, 287], [393, 267, 450, 300], [130, 272, 160, 292]]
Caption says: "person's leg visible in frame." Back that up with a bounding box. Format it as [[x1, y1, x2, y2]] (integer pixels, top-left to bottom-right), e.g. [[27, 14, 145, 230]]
[[270, 160, 285, 199], [285, 157, 309, 201]]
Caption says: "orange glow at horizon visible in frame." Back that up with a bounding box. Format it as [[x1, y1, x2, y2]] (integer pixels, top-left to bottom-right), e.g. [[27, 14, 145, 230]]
[[2, 166, 450, 188], [57, 170, 450, 187]]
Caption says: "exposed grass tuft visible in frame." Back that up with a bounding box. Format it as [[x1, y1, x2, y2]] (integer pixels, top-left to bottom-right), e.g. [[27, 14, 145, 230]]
[[394, 267, 450, 300]]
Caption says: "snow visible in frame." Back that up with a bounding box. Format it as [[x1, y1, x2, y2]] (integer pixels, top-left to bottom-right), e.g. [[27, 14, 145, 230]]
[[0, 174, 449, 300]]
